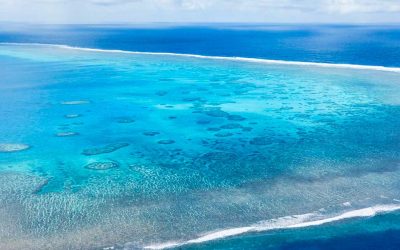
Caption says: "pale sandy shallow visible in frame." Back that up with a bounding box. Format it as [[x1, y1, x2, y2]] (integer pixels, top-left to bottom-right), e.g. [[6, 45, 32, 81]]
[[0, 143, 30, 152], [2, 169, 399, 250]]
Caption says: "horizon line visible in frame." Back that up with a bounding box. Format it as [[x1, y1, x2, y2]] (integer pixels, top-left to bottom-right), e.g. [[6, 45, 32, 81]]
[[1, 21, 400, 26]]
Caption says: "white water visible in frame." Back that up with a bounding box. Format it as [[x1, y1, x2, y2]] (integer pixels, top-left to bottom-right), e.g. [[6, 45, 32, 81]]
[[2, 43, 400, 73], [144, 204, 400, 249]]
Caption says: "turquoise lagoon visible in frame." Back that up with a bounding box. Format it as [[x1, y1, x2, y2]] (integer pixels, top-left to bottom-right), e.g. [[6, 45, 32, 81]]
[[0, 44, 400, 249]]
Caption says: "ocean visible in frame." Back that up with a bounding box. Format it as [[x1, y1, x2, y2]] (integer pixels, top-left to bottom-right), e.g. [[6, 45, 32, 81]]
[[0, 24, 400, 249]]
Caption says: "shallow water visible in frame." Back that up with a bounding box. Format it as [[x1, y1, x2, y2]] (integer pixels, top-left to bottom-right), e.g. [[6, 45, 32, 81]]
[[0, 43, 400, 249]]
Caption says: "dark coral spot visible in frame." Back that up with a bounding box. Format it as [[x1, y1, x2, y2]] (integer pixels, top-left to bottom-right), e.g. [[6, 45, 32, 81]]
[[82, 143, 129, 156], [227, 115, 246, 121], [215, 132, 233, 137], [85, 161, 119, 170], [183, 97, 203, 102], [207, 127, 221, 132], [158, 140, 175, 145], [220, 123, 243, 129], [249, 137, 273, 145], [242, 127, 253, 132], [155, 91, 168, 96], [116, 117, 135, 124], [143, 131, 160, 136], [204, 108, 229, 118], [197, 119, 211, 125]]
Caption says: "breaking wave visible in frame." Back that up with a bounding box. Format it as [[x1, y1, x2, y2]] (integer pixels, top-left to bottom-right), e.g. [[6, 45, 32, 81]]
[[2, 42, 400, 73], [144, 204, 400, 249]]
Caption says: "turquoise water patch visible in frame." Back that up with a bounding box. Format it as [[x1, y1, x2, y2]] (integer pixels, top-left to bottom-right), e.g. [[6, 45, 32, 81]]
[[0, 44, 400, 249]]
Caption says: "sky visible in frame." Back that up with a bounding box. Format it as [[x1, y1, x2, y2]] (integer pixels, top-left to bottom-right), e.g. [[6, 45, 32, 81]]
[[0, 0, 400, 24]]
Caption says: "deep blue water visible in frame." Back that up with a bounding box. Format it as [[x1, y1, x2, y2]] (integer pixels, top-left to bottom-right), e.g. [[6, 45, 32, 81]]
[[0, 25, 400, 250], [183, 212, 400, 250], [1, 24, 400, 66]]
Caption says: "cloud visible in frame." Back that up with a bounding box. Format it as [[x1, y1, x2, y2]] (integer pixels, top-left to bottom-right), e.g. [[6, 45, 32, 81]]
[[0, 0, 399, 23], [3, 0, 400, 13], [324, 0, 400, 14], [152, 0, 400, 14]]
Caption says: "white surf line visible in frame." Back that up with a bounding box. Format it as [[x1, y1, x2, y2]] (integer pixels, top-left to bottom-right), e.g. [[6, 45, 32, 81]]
[[144, 204, 400, 249], [2, 42, 400, 73]]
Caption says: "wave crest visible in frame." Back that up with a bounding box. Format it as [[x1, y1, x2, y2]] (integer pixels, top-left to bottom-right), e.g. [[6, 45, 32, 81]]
[[144, 204, 400, 249], [2, 42, 400, 73]]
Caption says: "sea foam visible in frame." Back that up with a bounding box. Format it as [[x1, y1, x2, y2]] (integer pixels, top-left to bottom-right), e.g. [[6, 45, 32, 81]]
[[144, 204, 400, 249], [2, 43, 400, 73]]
